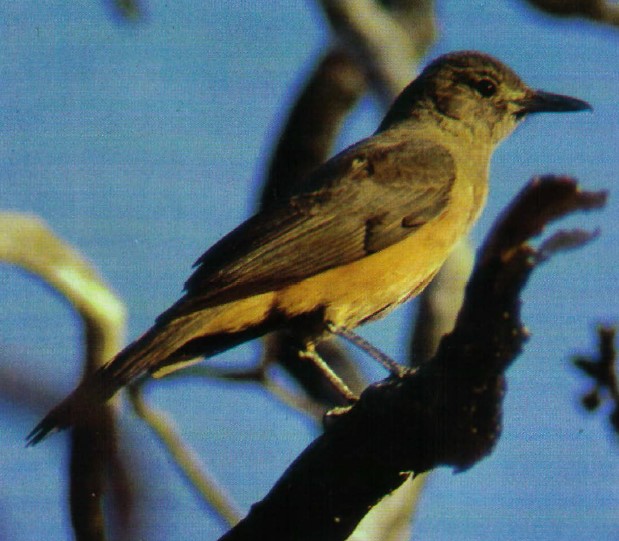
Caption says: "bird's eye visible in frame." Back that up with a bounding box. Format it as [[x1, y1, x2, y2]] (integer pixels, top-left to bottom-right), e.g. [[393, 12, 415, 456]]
[[473, 78, 497, 97]]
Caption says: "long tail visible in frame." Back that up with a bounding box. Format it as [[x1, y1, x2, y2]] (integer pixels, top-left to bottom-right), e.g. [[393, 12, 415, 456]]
[[26, 366, 121, 446], [26, 309, 228, 446]]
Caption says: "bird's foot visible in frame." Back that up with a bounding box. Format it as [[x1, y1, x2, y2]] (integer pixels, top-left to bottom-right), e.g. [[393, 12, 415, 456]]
[[326, 323, 407, 377], [298, 346, 358, 402]]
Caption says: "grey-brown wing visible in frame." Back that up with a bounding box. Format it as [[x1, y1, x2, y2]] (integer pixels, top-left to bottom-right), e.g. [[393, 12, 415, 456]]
[[159, 138, 455, 320]]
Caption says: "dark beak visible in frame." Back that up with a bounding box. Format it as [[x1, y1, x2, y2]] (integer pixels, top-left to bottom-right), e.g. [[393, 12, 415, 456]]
[[516, 90, 592, 117]]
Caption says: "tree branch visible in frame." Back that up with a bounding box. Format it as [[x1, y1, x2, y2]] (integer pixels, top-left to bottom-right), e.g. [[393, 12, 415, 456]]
[[128, 384, 243, 526], [0, 213, 128, 541], [216, 176, 607, 541], [318, 0, 436, 104]]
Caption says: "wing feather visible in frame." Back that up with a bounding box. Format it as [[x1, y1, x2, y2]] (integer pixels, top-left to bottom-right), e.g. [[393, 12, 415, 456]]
[[158, 137, 456, 322]]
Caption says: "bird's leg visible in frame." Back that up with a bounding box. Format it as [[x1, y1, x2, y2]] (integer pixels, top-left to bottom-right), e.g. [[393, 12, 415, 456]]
[[298, 344, 357, 402], [327, 323, 407, 377]]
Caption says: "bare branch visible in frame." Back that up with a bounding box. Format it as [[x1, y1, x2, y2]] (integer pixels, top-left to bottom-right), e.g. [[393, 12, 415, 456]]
[[0, 213, 127, 541], [128, 384, 243, 526], [318, 0, 436, 103], [403, 241, 475, 541], [536, 228, 600, 262], [410, 240, 474, 365], [216, 176, 606, 541], [162, 364, 327, 421], [261, 48, 367, 206]]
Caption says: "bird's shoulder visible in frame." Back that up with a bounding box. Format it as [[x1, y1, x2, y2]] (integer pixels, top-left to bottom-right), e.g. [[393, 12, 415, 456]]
[[302, 132, 456, 194]]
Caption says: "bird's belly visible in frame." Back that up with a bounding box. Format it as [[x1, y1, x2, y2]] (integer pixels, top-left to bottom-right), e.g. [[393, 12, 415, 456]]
[[274, 203, 470, 328]]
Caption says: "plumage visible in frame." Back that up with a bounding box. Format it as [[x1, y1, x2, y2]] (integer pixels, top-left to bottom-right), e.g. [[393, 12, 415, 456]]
[[162, 138, 455, 318], [28, 51, 590, 445]]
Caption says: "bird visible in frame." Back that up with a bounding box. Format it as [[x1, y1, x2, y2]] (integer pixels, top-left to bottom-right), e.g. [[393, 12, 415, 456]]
[[28, 51, 590, 444]]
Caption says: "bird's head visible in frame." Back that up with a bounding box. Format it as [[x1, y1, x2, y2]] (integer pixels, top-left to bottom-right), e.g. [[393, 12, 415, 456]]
[[379, 51, 591, 145]]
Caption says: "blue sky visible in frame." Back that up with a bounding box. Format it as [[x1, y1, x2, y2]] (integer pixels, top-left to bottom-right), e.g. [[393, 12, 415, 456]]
[[1, 1, 617, 540]]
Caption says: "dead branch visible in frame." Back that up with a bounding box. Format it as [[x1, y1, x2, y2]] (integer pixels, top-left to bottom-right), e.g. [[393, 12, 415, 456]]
[[261, 48, 367, 207], [216, 176, 606, 541], [0, 213, 128, 541]]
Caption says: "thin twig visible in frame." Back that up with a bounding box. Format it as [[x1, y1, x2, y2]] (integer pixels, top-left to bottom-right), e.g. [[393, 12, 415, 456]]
[[128, 384, 243, 527], [163, 364, 326, 421]]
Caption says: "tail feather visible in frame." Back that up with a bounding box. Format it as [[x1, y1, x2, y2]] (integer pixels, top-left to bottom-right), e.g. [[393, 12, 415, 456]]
[[27, 300, 284, 445], [27, 313, 209, 445], [26, 373, 112, 446]]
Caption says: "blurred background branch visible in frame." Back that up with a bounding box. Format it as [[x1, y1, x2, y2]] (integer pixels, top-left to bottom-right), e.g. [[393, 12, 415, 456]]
[[128, 383, 243, 526], [0, 213, 128, 540], [318, 0, 436, 104], [107, 0, 142, 21], [524, 0, 619, 26], [573, 325, 619, 435]]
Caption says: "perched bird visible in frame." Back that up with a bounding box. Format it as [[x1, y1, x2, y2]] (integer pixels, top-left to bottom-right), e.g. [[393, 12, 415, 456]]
[[28, 51, 590, 444]]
